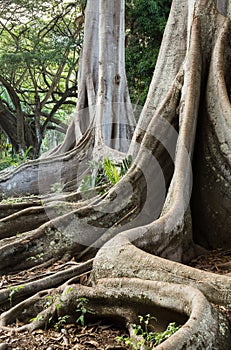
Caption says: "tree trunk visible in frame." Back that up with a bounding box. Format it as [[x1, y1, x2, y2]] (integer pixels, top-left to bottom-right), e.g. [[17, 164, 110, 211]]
[[0, 100, 35, 153], [0, 0, 230, 348]]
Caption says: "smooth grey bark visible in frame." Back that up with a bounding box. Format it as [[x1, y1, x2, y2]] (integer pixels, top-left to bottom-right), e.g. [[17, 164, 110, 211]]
[[48, 0, 135, 156]]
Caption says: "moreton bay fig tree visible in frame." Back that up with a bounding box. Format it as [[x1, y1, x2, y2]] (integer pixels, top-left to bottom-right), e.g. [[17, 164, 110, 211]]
[[0, 0, 230, 348]]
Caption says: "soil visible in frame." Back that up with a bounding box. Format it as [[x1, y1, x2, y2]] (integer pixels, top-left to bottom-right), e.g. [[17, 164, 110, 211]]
[[0, 249, 230, 350], [0, 322, 128, 350]]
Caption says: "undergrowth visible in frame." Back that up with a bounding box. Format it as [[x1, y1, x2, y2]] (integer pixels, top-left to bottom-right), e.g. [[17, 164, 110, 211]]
[[80, 155, 132, 194], [117, 314, 181, 349], [0, 146, 33, 171]]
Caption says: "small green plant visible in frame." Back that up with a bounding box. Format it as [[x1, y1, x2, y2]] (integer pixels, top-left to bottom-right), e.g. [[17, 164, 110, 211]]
[[103, 157, 120, 185], [76, 297, 95, 326], [116, 335, 145, 350], [45, 293, 63, 310], [30, 289, 74, 330], [120, 155, 133, 176], [154, 322, 181, 345], [0, 146, 33, 171], [54, 315, 70, 332], [7, 285, 24, 307], [79, 155, 132, 194], [29, 315, 44, 323], [117, 314, 181, 349], [79, 160, 105, 192], [64, 287, 74, 294]]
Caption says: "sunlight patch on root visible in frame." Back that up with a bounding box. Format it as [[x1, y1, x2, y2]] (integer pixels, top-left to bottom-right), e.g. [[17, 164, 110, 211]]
[[0, 278, 230, 349]]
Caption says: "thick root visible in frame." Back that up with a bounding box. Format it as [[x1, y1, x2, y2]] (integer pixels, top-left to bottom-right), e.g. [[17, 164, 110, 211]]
[[92, 235, 231, 308], [0, 278, 230, 349], [0, 259, 93, 308]]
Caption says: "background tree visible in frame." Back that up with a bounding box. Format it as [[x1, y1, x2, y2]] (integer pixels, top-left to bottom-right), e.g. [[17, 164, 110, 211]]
[[0, 0, 83, 158], [0, 0, 170, 160], [0, 0, 230, 348]]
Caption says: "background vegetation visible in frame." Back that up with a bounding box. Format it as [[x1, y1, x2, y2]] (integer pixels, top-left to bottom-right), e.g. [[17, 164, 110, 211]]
[[0, 0, 171, 167]]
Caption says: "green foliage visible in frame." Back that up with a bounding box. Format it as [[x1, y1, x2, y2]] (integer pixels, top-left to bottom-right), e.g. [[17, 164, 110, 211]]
[[45, 293, 64, 311], [120, 155, 133, 176], [54, 315, 70, 332], [103, 157, 120, 185], [50, 182, 64, 194], [0, 145, 33, 170], [80, 155, 132, 194], [0, 157, 14, 171], [7, 285, 24, 307], [0, 0, 171, 154], [154, 322, 181, 345], [29, 288, 75, 329], [0, 0, 83, 155], [125, 0, 171, 106], [76, 297, 95, 326], [117, 314, 181, 349], [29, 315, 44, 323]]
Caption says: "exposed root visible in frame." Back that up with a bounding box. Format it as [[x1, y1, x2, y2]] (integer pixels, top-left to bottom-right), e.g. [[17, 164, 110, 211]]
[[92, 235, 231, 308], [0, 215, 85, 274], [0, 259, 93, 308], [0, 200, 42, 220], [0, 130, 94, 196], [0, 278, 230, 349]]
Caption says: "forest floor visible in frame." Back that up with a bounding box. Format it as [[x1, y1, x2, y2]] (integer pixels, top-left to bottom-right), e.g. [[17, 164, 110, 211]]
[[0, 248, 230, 350]]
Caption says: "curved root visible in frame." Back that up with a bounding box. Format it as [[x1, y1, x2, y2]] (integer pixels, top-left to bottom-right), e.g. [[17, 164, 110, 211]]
[[0, 278, 230, 349]]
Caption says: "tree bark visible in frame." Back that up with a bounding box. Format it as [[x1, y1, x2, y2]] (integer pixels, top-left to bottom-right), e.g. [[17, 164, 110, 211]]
[[0, 101, 34, 153]]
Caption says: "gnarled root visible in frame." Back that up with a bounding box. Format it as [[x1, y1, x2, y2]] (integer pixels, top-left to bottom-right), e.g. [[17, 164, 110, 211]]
[[92, 235, 231, 308], [0, 259, 93, 309], [0, 278, 230, 349]]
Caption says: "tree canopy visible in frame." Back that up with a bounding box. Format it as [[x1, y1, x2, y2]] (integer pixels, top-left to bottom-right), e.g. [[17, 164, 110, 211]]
[[0, 0, 83, 158]]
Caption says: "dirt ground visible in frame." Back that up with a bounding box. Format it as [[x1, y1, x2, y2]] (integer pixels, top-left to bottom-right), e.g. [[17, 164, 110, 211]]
[[0, 322, 128, 350], [0, 249, 230, 350]]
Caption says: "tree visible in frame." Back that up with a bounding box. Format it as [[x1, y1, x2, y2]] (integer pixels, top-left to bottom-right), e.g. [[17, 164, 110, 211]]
[[0, 0, 83, 157], [0, 0, 170, 159], [0, 0, 230, 348]]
